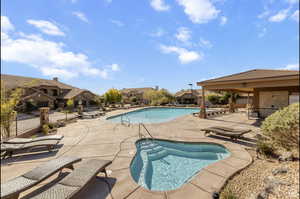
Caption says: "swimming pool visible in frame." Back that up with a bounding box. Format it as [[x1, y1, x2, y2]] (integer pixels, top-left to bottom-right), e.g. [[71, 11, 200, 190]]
[[130, 139, 230, 191], [106, 107, 200, 124]]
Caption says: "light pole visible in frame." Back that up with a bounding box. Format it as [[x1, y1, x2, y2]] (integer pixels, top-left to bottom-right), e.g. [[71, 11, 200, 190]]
[[188, 83, 193, 91]]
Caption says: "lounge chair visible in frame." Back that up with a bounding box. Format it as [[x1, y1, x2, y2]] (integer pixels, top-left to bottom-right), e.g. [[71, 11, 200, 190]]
[[201, 126, 251, 140], [3, 135, 63, 144], [1, 135, 64, 158], [1, 156, 81, 199], [28, 159, 112, 199]]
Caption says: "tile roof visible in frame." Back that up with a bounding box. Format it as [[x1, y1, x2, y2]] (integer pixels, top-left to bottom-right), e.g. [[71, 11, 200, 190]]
[[1, 74, 95, 99], [198, 69, 299, 84]]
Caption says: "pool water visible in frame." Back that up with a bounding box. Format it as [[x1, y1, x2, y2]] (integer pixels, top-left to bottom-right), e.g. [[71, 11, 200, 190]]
[[107, 107, 200, 124], [130, 139, 230, 191]]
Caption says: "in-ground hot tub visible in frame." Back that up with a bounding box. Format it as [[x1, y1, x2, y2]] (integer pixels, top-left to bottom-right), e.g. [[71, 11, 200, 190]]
[[130, 139, 230, 191]]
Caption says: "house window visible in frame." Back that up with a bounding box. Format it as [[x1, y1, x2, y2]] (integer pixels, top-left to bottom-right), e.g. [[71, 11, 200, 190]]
[[52, 89, 58, 96], [42, 89, 48, 94]]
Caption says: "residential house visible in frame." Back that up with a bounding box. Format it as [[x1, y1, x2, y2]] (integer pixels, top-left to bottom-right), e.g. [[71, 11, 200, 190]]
[[1, 74, 98, 111]]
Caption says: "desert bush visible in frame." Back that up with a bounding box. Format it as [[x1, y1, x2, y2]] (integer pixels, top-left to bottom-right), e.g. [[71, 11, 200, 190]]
[[256, 139, 276, 157], [220, 189, 238, 199], [143, 89, 174, 105], [42, 124, 50, 134], [261, 103, 299, 151]]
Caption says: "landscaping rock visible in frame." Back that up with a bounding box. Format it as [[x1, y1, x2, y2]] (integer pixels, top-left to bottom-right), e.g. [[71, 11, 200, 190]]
[[278, 152, 293, 162], [272, 167, 288, 175], [256, 190, 269, 199]]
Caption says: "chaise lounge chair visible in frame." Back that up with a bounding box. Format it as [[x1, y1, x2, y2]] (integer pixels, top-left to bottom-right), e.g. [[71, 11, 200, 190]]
[[3, 135, 64, 144], [28, 159, 112, 199], [1, 135, 64, 158], [1, 156, 81, 199], [201, 126, 251, 140]]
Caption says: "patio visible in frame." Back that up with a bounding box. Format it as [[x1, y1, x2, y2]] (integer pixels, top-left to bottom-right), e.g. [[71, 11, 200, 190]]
[[1, 109, 258, 199]]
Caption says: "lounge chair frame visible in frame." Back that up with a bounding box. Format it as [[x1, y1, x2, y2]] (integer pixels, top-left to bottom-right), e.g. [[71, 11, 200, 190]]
[[29, 159, 112, 199], [1, 156, 81, 199], [202, 126, 251, 140]]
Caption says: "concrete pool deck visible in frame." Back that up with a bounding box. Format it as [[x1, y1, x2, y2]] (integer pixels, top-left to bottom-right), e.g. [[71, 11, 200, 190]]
[[1, 109, 257, 199]]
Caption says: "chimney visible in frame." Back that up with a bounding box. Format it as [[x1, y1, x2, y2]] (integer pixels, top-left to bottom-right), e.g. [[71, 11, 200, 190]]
[[53, 77, 58, 81]]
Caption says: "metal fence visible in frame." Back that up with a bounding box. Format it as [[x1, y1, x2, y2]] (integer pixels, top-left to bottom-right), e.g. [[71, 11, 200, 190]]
[[1, 111, 79, 140]]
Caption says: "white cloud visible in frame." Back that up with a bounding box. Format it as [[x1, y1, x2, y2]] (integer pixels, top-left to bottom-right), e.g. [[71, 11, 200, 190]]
[[269, 9, 289, 22], [258, 27, 267, 38], [291, 10, 299, 22], [150, 0, 170, 11], [110, 19, 124, 27], [27, 19, 65, 36], [199, 38, 213, 48], [160, 45, 202, 64], [175, 27, 191, 43], [109, 64, 120, 71], [219, 16, 227, 25], [280, 63, 299, 70], [1, 16, 14, 32], [1, 23, 108, 79], [150, 28, 166, 37], [176, 0, 220, 24], [72, 11, 89, 23]]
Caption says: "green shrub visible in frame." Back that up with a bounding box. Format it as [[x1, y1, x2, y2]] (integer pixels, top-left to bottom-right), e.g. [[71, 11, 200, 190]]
[[261, 103, 299, 151], [221, 189, 238, 199], [42, 124, 50, 134], [207, 94, 221, 105], [256, 140, 276, 157]]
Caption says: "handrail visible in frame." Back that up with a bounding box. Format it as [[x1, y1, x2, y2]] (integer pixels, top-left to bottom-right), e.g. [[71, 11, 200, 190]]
[[138, 123, 154, 139], [121, 114, 131, 126]]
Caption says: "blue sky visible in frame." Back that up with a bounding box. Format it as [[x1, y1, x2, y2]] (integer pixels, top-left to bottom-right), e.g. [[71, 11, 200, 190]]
[[1, 0, 299, 94]]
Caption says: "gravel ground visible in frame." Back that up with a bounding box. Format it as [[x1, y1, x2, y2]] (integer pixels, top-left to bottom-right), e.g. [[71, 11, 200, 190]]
[[220, 149, 299, 199]]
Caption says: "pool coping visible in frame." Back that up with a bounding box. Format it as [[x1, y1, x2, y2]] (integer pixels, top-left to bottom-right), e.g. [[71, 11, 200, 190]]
[[105, 106, 201, 120], [110, 137, 253, 199]]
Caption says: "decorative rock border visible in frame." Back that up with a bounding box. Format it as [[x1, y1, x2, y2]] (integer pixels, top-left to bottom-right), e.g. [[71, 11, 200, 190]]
[[108, 137, 253, 199]]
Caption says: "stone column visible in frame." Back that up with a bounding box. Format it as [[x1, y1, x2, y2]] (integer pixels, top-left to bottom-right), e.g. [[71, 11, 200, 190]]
[[199, 88, 207, 118], [78, 105, 83, 115], [40, 107, 50, 126]]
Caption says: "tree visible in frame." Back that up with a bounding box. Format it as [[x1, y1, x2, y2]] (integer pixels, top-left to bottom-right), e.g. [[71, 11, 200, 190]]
[[1, 81, 23, 138], [104, 89, 122, 104], [143, 89, 174, 105], [66, 99, 74, 112], [93, 95, 104, 108]]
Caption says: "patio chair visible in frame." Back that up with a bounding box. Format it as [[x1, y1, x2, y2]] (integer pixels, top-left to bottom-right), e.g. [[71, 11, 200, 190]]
[[28, 159, 112, 199], [201, 126, 251, 140], [1, 156, 81, 199], [3, 135, 64, 144], [1, 135, 64, 158]]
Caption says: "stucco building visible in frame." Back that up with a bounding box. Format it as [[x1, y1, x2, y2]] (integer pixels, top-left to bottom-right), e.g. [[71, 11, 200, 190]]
[[197, 69, 299, 118], [1, 74, 97, 111]]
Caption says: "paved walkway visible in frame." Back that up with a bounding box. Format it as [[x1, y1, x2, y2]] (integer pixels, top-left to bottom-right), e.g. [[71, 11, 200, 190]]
[[1, 109, 259, 199]]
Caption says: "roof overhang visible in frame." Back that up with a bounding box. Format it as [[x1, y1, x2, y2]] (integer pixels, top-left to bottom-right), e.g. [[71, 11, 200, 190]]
[[197, 75, 299, 92]]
